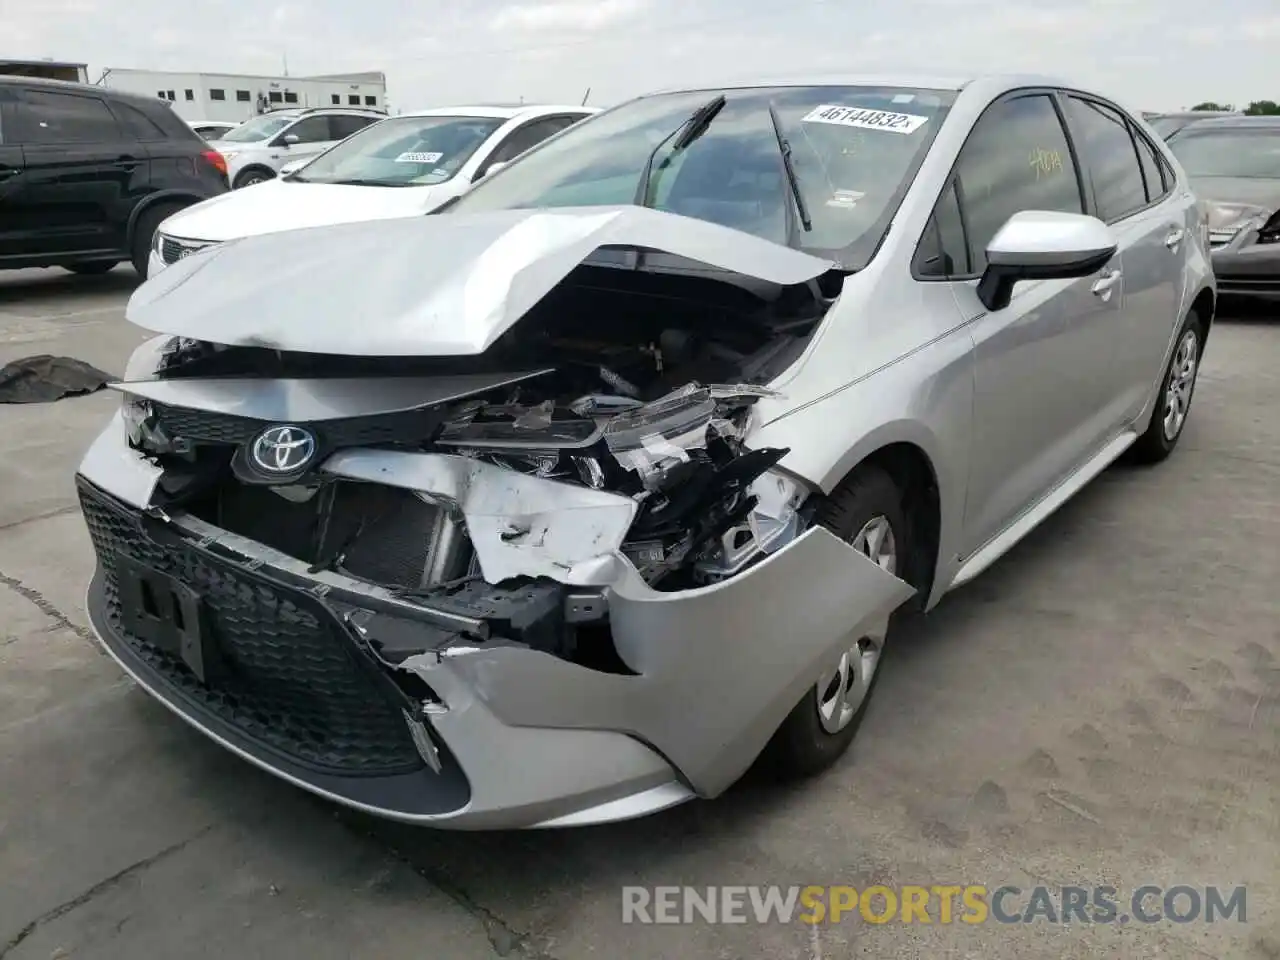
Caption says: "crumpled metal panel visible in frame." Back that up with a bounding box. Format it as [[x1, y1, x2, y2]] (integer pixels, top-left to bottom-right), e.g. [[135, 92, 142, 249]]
[[408, 527, 916, 797], [125, 205, 837, 357], [111, 370, 553, 423], [323, 449, 639, 585]]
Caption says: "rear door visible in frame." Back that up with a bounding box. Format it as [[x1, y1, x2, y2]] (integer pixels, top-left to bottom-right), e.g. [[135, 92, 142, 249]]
[[934, 91, 1126, 555], [6, 86, 146, 258], [1059, 93, 1187, 423], [0, 86, 28, 258]]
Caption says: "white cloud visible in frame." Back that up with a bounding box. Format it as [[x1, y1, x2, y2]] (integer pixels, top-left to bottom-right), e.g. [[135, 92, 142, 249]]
[[488, 0, 647, 33]]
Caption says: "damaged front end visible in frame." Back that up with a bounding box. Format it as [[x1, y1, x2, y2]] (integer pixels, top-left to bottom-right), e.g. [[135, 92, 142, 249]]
[[79, 211, 914, 828]]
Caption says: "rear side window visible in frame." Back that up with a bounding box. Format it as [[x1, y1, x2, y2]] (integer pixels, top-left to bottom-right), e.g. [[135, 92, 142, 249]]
[[1132, 128, 1169, 202], [13, 90, 122, 144], [331, 114, 377, 138], [952, 94, 1083, 274], [110, 101, 168, 141], [1062, 96, 1148, 221]]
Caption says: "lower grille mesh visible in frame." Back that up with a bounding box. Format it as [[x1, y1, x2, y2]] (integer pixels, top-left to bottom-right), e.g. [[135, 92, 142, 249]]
[[78, 478, 425, 777]]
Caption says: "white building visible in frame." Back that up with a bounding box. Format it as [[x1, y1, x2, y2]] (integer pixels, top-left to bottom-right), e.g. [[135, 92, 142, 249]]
[[99, 68, 389, 123]]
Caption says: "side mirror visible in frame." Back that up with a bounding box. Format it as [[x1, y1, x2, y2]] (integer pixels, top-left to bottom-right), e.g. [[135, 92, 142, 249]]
[[279, 158, 307, 176], [483, 160, 508, 178], [977, 210, 1118, 311], [281, 133, 299, 146]]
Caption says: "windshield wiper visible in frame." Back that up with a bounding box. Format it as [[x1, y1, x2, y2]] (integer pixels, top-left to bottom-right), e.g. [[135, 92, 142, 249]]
[[767, 102, 812, 236], [634, 93, 727, 208]]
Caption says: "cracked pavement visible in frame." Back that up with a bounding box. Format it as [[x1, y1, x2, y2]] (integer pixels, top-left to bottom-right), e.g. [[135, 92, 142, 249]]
[[1, 267, 1278, 959]]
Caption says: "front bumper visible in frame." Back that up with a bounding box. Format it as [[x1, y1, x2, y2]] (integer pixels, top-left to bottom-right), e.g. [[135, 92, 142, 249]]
[[1210, 235, 1280, 297], [77, 417, 912, 829]]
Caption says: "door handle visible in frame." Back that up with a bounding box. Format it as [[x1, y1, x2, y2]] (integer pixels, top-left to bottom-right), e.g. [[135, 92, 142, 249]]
[[114, 157, 141, 170], [1165, 227, 1185, 249], [1091, 269, 1121, 299]]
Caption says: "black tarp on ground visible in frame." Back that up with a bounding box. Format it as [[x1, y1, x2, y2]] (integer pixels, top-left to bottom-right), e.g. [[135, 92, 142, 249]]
[[0, 355, 115, 403]]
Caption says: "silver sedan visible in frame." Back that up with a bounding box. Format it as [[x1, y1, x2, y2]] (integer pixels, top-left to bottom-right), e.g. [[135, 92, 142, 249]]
[[78, 73, 1213, 829]]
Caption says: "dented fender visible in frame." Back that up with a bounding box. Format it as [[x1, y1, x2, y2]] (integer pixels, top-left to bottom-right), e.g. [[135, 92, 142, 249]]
[[404, 527, 915, 797]]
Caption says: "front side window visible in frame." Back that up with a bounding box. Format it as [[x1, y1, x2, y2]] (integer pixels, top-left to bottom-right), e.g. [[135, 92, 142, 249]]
[[1167, 129, 1280, 180], [448, 84, 957, 266], [291, 115, 506, 186], [915, 180, 969, 277], [953, 94, 1083, 273], [13, 90, 121, 144], [1062, 96, 1148, 222], [218, 113, 294, 143], [284, 115, 333, 143]]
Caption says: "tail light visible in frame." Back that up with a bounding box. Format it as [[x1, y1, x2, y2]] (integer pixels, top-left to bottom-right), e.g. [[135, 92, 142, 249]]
[[200, 150, 228, 177]]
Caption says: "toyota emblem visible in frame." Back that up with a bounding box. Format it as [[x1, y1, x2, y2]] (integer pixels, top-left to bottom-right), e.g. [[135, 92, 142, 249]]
[[250, 425, 317, 474]]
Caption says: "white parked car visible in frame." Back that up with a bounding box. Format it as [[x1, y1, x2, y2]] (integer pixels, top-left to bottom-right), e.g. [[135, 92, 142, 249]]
[[206, 106, 386, 189], [147, 104, 600, 277]]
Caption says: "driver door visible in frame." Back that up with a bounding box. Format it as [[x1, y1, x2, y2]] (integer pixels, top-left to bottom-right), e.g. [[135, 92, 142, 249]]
[[940, 92, 1125, 555]]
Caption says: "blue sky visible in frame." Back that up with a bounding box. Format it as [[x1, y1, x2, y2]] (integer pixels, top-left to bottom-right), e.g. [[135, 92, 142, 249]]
[[5, 0, 1277, 112]]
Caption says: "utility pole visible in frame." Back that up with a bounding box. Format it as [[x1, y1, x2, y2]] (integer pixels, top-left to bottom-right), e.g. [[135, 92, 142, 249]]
[[581, 86, 591, 105], [282, 52, 289, 77]]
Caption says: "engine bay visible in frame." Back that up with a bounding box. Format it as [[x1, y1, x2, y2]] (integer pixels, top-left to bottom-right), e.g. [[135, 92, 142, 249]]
[[121, 263, 837, 636]]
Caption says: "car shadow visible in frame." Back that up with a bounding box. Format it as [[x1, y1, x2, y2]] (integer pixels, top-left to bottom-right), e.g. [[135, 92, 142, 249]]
[[0, 266, 140, 309]]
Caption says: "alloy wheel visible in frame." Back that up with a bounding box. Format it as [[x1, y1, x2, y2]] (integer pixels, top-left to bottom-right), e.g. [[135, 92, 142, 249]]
[[1162, 329, 1199, 441], [815, 515, 898, 734]]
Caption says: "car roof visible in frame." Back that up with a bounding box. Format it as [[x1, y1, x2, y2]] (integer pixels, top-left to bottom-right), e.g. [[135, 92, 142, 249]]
[[0, 73, 174, 111], [1174, 115, 1280, 131], [641, 72, 1077, 98], [398, 103, 602, 120]]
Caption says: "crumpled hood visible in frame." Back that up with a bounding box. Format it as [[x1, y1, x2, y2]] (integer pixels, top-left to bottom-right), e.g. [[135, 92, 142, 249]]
[[1189, 175, 1280, 214], [127, 205, 837, 357], [159, 177, 441, 243]]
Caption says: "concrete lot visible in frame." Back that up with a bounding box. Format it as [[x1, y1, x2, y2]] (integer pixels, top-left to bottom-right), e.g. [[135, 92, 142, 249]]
[[0, 265, 1277, 959]]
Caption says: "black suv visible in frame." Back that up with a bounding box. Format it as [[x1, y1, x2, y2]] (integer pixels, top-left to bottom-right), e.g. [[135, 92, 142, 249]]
[[0, 77, 229, 279]]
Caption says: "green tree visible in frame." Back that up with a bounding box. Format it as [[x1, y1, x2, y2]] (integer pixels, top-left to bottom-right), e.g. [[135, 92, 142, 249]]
[[1191, 101, 1233, 111], [1243, 100, 1280, 115]]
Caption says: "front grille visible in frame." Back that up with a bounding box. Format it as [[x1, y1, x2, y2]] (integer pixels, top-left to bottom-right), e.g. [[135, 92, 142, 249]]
[[160, 236, 215, 265], [150, 403, 444, 451], [78, 478, 426, 777]]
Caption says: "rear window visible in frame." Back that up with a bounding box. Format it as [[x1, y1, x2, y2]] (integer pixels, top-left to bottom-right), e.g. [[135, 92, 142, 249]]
[[1167, 130, 1280, 179]]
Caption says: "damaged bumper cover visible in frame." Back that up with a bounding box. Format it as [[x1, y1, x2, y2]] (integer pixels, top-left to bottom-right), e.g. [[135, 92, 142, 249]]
[[77, 417, 913, 829]]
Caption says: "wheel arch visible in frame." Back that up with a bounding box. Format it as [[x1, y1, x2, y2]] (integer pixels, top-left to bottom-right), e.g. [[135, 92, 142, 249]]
[[1190, 284, 1215, 346], [126, 191, 201, 248]]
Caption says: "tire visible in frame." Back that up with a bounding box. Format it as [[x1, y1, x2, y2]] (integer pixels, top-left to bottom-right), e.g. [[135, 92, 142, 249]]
[[760, 465, 908, 778], [1129, 310, 1204, 465], [65, 261, 119, 276], [234, 168, 273, 189], [130, 203, 185, 280]]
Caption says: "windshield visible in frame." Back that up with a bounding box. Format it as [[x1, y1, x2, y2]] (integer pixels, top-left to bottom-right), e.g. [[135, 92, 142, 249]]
[[218, 114, 296, 143], [1147, 116, 1182, 138], [1168, 130, 1280, 179], [447, 85, 956, 265], [290, 115, 506, 186]]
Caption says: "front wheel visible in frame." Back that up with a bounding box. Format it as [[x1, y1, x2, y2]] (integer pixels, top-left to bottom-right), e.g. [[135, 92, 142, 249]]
[[761, 465, 907, 778], [1129, 310, 1204, 464]]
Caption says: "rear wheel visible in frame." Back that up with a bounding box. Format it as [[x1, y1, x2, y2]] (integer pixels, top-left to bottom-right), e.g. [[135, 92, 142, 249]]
[[130, 203, 184, 280], [234, 168, 273, 189], [64, 261, 119, 276], [761, 465, 907, 778], [1129, 310, 1204, 464]]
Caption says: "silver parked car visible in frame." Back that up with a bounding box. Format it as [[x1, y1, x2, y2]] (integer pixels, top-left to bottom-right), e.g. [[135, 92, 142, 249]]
[[78, 74, 1213, 830]]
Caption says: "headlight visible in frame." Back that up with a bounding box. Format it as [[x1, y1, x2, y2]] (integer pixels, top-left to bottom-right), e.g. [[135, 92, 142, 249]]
[[121, 396, 153, 446], [152, 229, 166, 255]]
